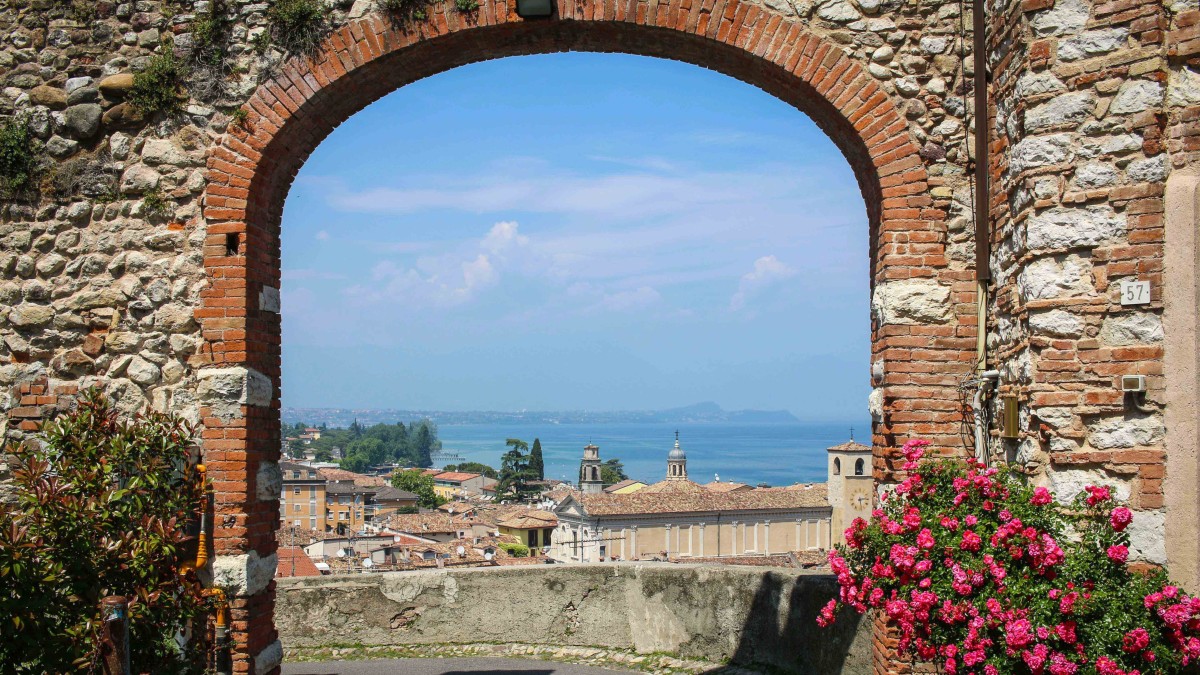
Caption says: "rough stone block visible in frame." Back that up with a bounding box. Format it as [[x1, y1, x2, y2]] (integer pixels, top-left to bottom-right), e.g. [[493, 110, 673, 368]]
[[197, 367, 274, 417], [212, 551, 278, 597], [870, 279, 951, 325], [257, 460, 282, 502], [1026, 205, 1125, 250]]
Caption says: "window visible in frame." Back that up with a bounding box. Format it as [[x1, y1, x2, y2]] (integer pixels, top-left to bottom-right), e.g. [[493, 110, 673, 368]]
[[309, 517, 316, 528], [293, 487, 301, 494], [854, 458, 865, 476], [293, 503, 301, 512], [340, 512, 348, 520], [833, 458, 841, 476]]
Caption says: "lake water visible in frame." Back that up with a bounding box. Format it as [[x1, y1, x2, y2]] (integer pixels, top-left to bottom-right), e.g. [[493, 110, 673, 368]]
[[434, 421, 870, 487]]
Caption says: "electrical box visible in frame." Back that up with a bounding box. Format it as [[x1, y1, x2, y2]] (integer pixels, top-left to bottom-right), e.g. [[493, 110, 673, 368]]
[[1121, 375, 1147, 393], [1000, 396, 1020, 439]]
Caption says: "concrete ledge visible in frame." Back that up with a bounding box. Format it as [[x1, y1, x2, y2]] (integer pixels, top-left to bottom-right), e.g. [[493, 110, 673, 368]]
[[276, 563, 871, 674]]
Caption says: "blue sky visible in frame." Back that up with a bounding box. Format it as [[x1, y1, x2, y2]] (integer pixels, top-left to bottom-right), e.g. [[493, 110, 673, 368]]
[[280, 52, 871, 419]]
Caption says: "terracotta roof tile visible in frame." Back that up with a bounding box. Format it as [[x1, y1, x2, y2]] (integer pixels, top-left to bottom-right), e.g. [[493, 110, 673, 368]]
[[702, 481, 750, 493], [276, 547, 323, 577], [573, 483, 829, 516], [827, 440, 872, 453]]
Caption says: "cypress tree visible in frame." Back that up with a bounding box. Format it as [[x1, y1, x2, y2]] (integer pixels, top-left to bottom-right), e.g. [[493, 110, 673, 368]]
[[530, 438, 545, 480]]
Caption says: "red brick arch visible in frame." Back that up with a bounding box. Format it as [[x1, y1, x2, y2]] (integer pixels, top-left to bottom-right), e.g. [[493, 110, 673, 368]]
[[200, 3, 952, 672]]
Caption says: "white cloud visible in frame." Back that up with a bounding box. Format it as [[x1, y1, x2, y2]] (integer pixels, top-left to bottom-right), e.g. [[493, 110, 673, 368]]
[[308, 164, 828, 221], [730, 255, 796, 311], [315, 230, 330, 241], [350, 251, 498, 309], [600, 286, 662, 311]]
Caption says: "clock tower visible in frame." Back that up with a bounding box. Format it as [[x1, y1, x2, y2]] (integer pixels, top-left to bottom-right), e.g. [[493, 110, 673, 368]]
[[827, 438, 874, 542]]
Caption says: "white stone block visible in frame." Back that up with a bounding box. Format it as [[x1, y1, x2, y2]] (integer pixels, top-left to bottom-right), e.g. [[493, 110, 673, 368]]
[[1025, 205, 1125, 250], [871, 279, 952, 325], [1109, 80, 1164, 115], [212, 550, 278, 597], [1088, 415, 1165, 449], [1100, 312, 1164, 346]]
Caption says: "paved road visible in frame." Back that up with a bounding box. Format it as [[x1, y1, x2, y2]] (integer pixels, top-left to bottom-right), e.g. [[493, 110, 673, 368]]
[[283, 658, 632, 675]]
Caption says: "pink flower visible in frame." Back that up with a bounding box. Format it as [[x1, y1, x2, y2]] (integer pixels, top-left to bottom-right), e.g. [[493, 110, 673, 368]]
[[1122, 627, 1150, 653], [1111, 507, 1133, 532], [1049, 652, 1078, 675], [1005, 619, 1034, 649], [1085, 485, 1112, 506], [915, 528, 935, 549], [817, 599, 837, 627], [1031, 486, 1053, 505], [961, 530, 982, 552], [1095, 656, 1124, 675], [1107, 544, 1129, 564]]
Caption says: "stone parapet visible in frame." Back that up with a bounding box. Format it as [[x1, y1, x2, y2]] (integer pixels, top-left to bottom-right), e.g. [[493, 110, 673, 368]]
[[275, 564, 872, 674]]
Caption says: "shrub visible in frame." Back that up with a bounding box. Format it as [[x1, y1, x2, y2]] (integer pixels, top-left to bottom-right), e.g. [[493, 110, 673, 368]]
[[130, 51, 185, 116], [377, 0, 432, 21], [820, 439, 1200, 675], [188, 5, 232, 101], [142, 188, 174, 219], [46, 151, 117, 201], [498, 541, 530, 558], [455, 0, 479, 11], [266, 0, 330, 56], [0, 116, 39, 198], [0, 390, 208, 673]]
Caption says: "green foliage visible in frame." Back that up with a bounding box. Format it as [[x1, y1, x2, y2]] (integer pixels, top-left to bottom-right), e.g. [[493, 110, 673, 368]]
[[229, 107, 249, 128], [266, 0, 330, 56], [600, 458, 627, 485], [0, 116, 39, 199], [142, 188, 174, 220], [130, 51, 185, 117], [303, 418, 439, 471], [377, 0, 432, 21], [0, 390, 207, 673], [391, 469, 446, 509], [497, 438, 539, 500], [529, 438, 544, 481], [188, 4, 233, 101], [823, 439, 1200, 675], [443, 462, 498, 479], [497, 541, 530, 558], [454, 0, 479, 11]]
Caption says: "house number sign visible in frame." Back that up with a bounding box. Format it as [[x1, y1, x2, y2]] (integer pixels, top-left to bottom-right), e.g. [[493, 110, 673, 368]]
[[1119, 279, 1151, 306]]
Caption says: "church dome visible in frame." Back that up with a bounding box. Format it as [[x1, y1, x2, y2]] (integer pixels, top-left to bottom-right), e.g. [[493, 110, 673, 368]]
[[668, 440, 686, 460]]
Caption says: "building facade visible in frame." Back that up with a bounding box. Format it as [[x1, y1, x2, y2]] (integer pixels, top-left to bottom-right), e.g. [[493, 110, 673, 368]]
[[551, 437, 862, 563]]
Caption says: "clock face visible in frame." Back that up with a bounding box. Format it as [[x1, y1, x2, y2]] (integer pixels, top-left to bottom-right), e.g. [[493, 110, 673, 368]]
[[850, 489, 872, 510]]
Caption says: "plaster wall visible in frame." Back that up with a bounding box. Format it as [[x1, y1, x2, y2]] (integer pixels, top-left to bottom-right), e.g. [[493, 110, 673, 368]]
[[275, 563, 873, 675]]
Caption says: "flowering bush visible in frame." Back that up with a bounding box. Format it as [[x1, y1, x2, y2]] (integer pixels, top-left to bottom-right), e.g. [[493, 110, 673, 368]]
[[819, 439, 1200, 675]]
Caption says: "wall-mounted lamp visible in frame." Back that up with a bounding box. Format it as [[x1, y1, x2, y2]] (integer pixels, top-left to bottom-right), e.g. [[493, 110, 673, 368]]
[[515, 0, 553, 18]]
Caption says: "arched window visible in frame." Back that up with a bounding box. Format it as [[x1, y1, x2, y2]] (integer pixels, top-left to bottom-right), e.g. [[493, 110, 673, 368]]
[[833, 458, 841, 476], [854, 458, 865, 476]]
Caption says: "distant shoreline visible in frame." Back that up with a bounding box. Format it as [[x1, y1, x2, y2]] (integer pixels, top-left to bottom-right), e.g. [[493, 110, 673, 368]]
[[282, 402, 805, 428]]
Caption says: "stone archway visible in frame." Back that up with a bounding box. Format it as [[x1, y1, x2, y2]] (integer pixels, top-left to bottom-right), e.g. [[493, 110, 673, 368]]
[[197, 4, 971, 672]]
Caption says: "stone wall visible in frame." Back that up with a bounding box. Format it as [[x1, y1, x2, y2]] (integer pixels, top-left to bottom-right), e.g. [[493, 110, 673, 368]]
[[275, 564, 873, 675], [982, 0, 1199, 577], [1, 0, 1198, 670]]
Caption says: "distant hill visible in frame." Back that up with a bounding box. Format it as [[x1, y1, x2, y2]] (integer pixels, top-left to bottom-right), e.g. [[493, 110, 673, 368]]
[[282, 402, 800, 427]]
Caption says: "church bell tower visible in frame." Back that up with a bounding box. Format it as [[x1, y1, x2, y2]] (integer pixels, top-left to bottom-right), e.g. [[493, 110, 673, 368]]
[[579, 443, 604, 494]]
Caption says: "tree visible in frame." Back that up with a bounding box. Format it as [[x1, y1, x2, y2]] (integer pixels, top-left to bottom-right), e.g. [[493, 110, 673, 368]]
[[529, 438, 545, 481], [497, 438, 538, 500], [0, 390, 208, 673], [410, 420, 439, 468], [601, 458, 628, 485], [392, 469, 445, 509], [443, 461, 498, 479]]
